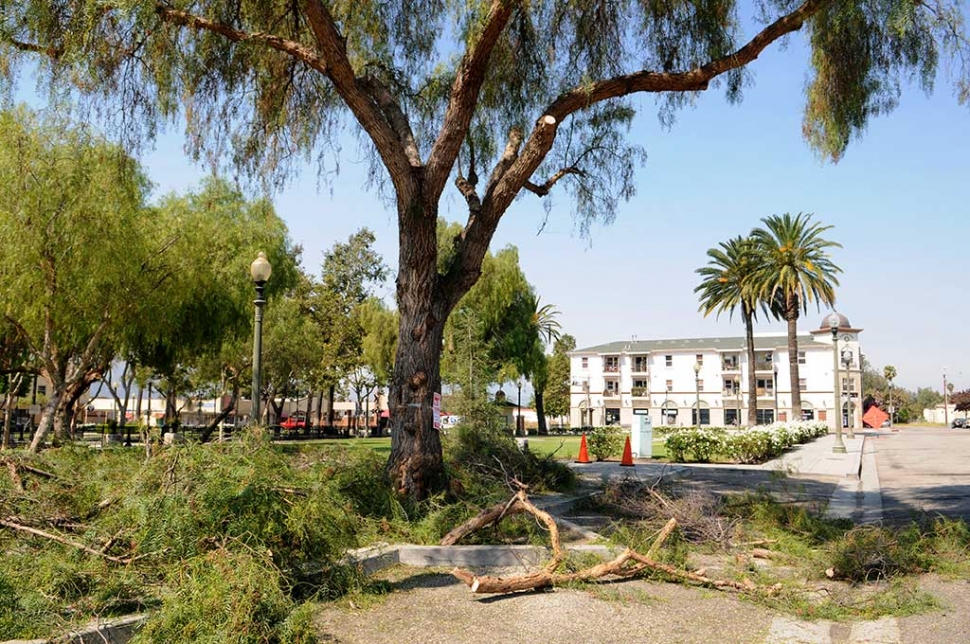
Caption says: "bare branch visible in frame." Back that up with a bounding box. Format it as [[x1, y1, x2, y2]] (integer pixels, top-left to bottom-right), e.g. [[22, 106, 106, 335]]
[[522, 166, 585, 197], [301, 0, 416, 200], [5, 38, 61, 59], [425, 0, 517, 202]]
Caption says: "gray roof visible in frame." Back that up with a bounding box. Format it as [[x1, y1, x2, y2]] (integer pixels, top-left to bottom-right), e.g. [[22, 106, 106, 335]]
[[572, 335, 818, 355]]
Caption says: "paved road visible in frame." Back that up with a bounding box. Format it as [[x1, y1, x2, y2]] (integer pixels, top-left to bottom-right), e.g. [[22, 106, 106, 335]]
[[871, 426, 970, 524]]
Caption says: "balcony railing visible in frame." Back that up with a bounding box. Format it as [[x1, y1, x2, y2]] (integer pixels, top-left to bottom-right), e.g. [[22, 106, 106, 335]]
[[631, 386, 649, 397], [722, 361, 740, 371], [755, 387, 775, 397], [753, 361, 774, 372], [603, 389, 620, 397], [603, 364, 620, 373]]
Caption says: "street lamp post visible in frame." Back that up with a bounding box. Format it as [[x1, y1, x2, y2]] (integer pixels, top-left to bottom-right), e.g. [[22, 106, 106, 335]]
[[250, 252, 272, 426], [828, 313, 847, 453], [773, 363, 779, 424], [517, 379, 523, 435], [943, 369, 949, 427], [736, 377, 741, 427], [693, 361, 701, 429], [842, 347, 855, 439]]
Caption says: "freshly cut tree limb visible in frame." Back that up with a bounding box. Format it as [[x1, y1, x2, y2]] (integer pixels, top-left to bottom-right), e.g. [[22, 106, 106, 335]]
[[6, 461, 24, 492], [647, 517, 678, 560], [0, 518, 131, 565], [448, 492, 776, 596]]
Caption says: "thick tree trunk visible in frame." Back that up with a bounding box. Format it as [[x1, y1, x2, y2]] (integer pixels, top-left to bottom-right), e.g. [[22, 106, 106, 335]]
[[786, 304, 801, 419], [744, 309, 758, 426], [535, 391, 548, 435], [385, 197, 451, 502], [327, 384, 335, 430]]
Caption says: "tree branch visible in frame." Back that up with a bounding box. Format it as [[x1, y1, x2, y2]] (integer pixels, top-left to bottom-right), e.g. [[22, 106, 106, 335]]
[[522, 166, 585, 197], [485, 0, 830, 218], [155, 6, 328, 75], [358, 74, 422, 167], [0, 518, 132, 565], [302, 1, 416, 199], [425, 0, 517, 202], [5, 38, 61, 59]]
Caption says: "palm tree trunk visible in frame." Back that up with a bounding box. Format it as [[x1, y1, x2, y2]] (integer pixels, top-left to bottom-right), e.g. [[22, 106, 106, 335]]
[[744, 307, 758, 426], [535, 391, 548, 435], [786, 299, 801, 418]]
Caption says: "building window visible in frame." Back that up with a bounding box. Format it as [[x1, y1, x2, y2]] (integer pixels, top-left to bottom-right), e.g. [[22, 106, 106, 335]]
[[695, 354, 703, 366], [665, 379, 673, 392], [691, 408, 711, 426], [756, 409, 775, 424], [842, 377, 856, 392], [604, 355, 619, 373], [581, 357, 588, 369], [633, 355, 649, 372], [631, 379, 649, 397], [665, 355, 673, 367], [801, 408, 815, 421], [799, 378, 807, 392], [722, 354, 740, 370], [724, 409, 740, 426], [37, 385, 47, 396], [605, 380, 619, 395], [723, 378, 740, 395], [605, 408, 621, 426], [818, 410, 827, 421], [756, 378, 774, 396], [798, 351, 806, 365]]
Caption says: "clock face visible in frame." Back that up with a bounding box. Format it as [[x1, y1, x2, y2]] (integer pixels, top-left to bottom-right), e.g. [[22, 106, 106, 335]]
[[841, 334, 853, 342]]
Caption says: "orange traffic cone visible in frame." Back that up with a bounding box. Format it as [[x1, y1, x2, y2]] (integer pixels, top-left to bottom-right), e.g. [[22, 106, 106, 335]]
[[620, 436, 635, 467], [576, 433, 591, 464]]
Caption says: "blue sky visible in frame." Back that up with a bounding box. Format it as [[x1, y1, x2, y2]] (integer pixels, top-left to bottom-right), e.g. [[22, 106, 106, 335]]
[[21, 20, 969, 393]]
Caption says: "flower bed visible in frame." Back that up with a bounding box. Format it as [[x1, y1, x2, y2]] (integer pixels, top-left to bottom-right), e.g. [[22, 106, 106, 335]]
[[664, 421, 829, 464]]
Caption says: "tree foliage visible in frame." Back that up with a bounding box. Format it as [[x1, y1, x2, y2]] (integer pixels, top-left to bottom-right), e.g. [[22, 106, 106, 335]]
[[751, 212, 842, 414], [4, 0, 966, 497], [542, 334, 575, 422]]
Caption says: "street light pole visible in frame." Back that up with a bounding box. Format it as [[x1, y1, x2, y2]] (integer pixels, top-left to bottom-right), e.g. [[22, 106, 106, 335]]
[[250, 252, 272, 426], [829, 313, 847, 453], [842, 347, 855, 439], [693, 361, 701, 429], [773, 363, 779, 424], [517, 379, 522, 435], [943, 369, 949, 427]]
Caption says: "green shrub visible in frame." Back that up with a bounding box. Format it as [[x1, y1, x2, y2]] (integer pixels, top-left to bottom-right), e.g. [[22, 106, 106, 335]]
[[664, 428, 725, 462], [587, 426, 625, 461]]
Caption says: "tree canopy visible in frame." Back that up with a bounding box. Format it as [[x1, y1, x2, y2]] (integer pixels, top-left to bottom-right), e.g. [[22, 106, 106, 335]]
[[4, 0, 967, 498]]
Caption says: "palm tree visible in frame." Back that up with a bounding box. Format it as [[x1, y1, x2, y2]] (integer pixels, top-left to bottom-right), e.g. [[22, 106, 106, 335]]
[[695, 236, 763, 426], [884, 365, 897, 426], [527, 296, 561, 435], [751, 213, 842, 419]]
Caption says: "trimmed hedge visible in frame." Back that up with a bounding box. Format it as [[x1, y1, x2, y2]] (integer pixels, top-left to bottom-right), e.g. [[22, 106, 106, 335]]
[[665, 421, 829, 464]]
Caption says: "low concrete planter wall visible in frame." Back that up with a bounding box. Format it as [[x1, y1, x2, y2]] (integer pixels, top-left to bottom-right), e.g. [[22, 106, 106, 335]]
[[3, 613, 147, 644]]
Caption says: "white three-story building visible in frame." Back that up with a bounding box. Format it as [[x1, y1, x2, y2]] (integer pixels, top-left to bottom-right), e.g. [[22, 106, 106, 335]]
[[569, 313, 862, 430]]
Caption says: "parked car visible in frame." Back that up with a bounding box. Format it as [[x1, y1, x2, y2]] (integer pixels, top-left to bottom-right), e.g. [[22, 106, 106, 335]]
[[952, 418, 967, 429], [280, 413, 308, 431]]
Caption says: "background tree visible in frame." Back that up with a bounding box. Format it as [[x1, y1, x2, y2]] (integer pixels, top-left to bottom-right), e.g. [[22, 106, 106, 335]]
[[696, 236, 763, 426], [303, 229, 388, 431], [542, 335, 576, 428], [132, 177, 299, 430], [5, 0, 967, 498], [358, 298, 399, 433], [914, 387, 944, 420], [0, 108, 156, 451], [883, 365, 897, 424], [261, 294, 323, 425], [952, 389, 970, 417], [751, 213, 841, 418]]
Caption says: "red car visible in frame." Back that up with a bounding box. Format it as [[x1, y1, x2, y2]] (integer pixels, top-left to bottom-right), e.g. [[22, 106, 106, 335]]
[[280, 413, 307, 430]]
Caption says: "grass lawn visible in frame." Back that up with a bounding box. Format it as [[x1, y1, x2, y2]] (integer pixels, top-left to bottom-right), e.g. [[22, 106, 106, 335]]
[[273, 434, 668, 460], [523, 435, 668, 460]]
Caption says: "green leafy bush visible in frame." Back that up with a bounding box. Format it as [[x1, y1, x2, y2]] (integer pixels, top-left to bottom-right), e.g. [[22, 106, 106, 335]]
[[586, 426, 625, 461], [664, 428, 725, 462]]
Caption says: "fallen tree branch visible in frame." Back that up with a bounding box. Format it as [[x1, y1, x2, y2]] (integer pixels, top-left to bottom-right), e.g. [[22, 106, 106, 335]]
[[6, 461, 24, 492], [647, 517, 678, 559], [0, 518, 131, 565], [449, 491, 779, 596]]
